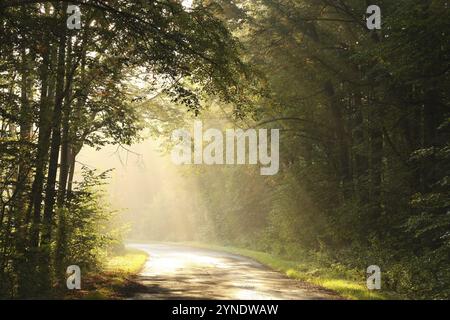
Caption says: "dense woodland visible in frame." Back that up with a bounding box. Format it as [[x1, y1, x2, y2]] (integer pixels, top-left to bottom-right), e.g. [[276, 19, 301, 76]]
[[0, 1, 449, 299], [0, 0, 246, 298]]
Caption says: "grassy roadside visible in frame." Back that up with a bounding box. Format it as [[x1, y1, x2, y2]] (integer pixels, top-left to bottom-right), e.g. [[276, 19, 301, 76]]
[[180, 242, 404, 300], [66, 248, 148, 299]]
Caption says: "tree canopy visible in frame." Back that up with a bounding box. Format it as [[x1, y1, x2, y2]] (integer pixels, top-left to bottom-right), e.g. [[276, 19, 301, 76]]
[[0, 0, 449, 299]]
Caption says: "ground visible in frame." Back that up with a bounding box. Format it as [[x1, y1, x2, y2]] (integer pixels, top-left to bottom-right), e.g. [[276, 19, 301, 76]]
[[66, 248, 148, 299], [74, 242, 399, 300], [127, 243, 341, 300]]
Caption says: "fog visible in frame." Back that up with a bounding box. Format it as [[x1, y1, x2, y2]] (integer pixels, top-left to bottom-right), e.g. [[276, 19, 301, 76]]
[[76, 139, 204, 242]]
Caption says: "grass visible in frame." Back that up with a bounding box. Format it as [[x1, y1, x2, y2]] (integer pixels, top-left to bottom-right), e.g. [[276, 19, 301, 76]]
[[181, 242, 404, 300], [66, 248, 148, 299], [105, 249, 148, 274]]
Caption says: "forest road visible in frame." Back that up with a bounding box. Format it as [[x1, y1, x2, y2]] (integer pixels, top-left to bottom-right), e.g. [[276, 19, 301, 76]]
[[127, 243, 341, 300]]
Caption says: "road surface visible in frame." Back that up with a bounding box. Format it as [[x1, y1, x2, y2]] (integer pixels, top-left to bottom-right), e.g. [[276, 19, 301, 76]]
[[126, 243, 340, 300]]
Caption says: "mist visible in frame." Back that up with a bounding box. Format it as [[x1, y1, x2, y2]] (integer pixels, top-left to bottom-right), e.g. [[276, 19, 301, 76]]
[[76, 139, 203, 242]]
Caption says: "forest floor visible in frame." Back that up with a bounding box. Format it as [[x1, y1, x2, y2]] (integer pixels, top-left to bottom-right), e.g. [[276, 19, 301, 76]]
[[65, 248, 148, 299]]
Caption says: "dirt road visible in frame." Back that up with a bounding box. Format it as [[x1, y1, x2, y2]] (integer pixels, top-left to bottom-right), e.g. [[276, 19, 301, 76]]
[[127, 243, 340, 300]]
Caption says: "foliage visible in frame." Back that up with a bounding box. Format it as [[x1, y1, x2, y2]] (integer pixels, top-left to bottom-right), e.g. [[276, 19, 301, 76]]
[[167, 0, 449, 299], [61, 168, 117, 274], [1, 0, 448, 299], [0, 0, 247, 298]]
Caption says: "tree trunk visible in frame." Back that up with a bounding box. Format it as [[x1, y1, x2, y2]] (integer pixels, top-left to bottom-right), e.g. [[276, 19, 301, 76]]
[[27, 38, 53, 292], [41, 5, 67, 291], [55, 36, 74, 280], [325, 81, 351, 198], [369, 93, 383, 230], [353, 92, 369, 203], [16, 37, 33, 297]]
